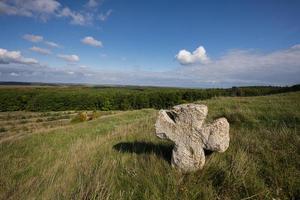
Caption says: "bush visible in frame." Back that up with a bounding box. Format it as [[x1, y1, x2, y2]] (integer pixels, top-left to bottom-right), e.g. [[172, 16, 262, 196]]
[[71, 111, 104, 123]]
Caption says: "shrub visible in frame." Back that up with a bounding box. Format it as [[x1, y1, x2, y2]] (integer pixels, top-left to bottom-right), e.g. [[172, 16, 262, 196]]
[[71, 112, 91, 123]]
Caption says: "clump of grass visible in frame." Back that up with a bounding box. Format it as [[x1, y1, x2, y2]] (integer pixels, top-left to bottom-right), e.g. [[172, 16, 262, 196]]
[[71, 112, 90, 123], [40, 112, 52, 117], [46, 116, 57, 121], [91, 110, 101, 119], [0, 127, 6, 133], [218, 110, 251, 125], [71, 111, 105, 123], [19, 120, 28, 124], [22, 126, 29, 131], [36, 118, 43, 122]]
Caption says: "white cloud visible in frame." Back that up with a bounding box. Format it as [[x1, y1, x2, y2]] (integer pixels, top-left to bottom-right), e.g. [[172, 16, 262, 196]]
[[30, 46, 51, 55], [0, 2, 30, 17], [81, 36, 103, 47], [86, 0, 104, 8], [23, 34, 61, 48], [45, 41, 60, 48], [10, 72, 19, 76], [1, 45, 299, 87], [174, 44, 300, 86], [0, 0, 94, 26], [291, 44, 300, 49], [176, 46, 210, 65], [0, 48, 38, 65], [23, 34, 43, 43], [1, 0, 112, 26], [84, 73, 93, 77], [58, 7, 90, 25], [98, 9, 112, 21], [0, 0, 61, 20], [79, 65, 88, 68], [87, 0, 98, 8], [57, 54, 80, 62]]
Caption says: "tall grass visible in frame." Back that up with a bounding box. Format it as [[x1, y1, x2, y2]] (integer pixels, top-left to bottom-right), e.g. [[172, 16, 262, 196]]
[[0, 92, 299, 199]]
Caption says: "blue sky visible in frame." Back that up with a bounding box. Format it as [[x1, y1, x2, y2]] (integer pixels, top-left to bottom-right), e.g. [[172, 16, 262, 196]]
[[0, 0, 300, 87]]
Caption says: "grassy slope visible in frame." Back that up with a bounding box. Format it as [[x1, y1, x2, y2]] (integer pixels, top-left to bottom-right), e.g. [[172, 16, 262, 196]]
[[0, 92, 299, 200], [0, 110, 119, 143]]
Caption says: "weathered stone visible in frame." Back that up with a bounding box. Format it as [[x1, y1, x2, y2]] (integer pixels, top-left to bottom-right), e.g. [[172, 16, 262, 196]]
[[155, 104, 230, 172]]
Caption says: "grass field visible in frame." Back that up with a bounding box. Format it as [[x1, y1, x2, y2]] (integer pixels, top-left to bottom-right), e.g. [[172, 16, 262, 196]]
[[0, 92, 299, 199]]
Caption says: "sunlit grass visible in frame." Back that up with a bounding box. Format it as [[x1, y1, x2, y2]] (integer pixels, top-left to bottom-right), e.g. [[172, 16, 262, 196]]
[[0, 92, 299, 199]]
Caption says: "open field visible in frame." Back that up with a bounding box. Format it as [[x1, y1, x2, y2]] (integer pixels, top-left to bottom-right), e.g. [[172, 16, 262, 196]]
[[0, 92, 299, 199], [0, 110, 120, 144]]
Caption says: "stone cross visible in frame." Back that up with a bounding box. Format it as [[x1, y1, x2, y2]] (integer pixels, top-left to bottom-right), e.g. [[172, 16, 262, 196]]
[[155, 104, 230, 172]]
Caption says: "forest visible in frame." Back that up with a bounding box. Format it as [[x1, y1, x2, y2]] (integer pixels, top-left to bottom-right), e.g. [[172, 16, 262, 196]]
[[0, 84, 299, 112]]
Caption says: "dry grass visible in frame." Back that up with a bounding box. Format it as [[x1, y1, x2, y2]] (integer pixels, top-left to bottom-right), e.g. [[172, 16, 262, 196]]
[[0, 92, 299, 199], [0, 110, 120, 144]]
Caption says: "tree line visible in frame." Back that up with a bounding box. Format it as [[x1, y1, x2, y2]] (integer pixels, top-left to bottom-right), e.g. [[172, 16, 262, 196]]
[[0, 84, 299, 112]]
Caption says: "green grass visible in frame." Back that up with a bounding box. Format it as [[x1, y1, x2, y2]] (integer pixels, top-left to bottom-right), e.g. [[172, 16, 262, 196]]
[[0, 92, 299, 199]]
